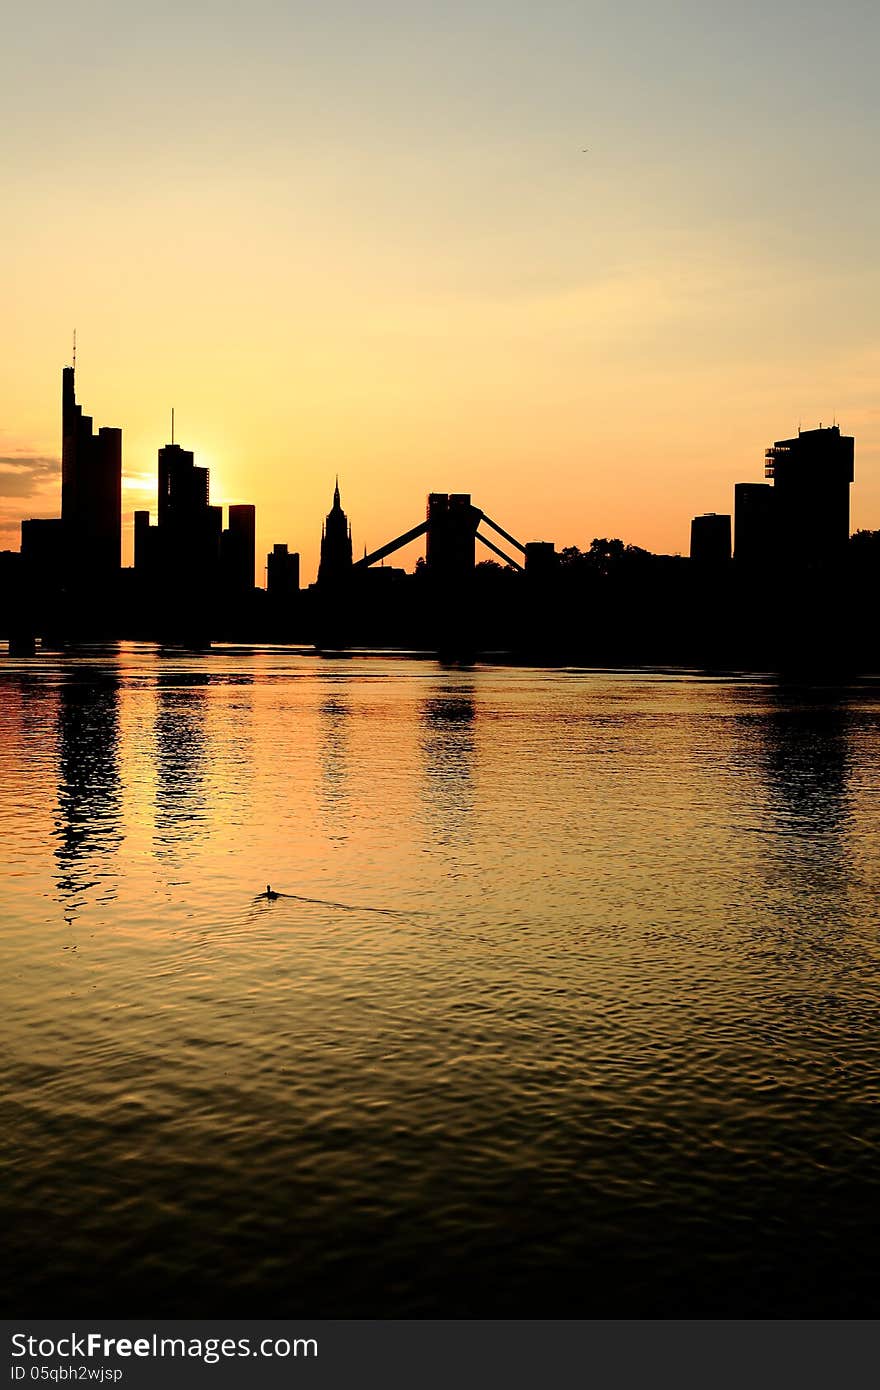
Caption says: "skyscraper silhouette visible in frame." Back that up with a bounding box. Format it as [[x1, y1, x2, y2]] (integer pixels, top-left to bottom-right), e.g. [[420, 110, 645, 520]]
[[764, 425, 854, 568], [267, 543, 300, 599], [734, 482, 775, 570], [61, 366, 121, 592], [690, 513, 731, 567], [157, 444, 209, 529], [222, 504, 257, 594]]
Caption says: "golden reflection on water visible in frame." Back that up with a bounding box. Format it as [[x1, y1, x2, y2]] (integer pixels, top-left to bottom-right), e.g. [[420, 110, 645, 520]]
[[2, 647, 880, 1316]]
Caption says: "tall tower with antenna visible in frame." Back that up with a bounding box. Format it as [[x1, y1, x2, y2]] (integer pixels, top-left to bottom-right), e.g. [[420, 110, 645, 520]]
[[61, 340, 122, 596]]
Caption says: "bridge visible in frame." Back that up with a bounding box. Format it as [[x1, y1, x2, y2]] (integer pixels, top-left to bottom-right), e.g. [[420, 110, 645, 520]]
[[350, 493, 555, 580], [314, 492, 557, 660]]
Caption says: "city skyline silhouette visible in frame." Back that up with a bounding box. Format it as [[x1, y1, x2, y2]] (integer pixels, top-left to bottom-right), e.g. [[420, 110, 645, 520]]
[[2, 358, 876, 667], [4, 349, 878, 584]]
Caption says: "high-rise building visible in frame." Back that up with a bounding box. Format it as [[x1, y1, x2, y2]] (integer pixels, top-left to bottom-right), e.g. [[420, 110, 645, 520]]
[[133, 437, 221, 630], [764, 425, 854, 566], [133, 431, 259, 640], [61, 366, 121, 586], [318, 480, 353, 585], [734, 483, 775, 568], [157, 444, 209, 529], [221, 504, 256, 593], [267, 543, 300, 599], [133, 510, 154, 574], [690, 513, 731, 567]]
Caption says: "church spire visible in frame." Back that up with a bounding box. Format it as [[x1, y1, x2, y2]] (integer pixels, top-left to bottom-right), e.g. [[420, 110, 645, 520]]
[[318, 476, 353, 586]]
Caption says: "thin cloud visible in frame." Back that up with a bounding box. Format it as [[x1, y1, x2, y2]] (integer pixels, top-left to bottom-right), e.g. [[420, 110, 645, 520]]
[[0, 454, 60, 498], [123, 470, 156, 493]]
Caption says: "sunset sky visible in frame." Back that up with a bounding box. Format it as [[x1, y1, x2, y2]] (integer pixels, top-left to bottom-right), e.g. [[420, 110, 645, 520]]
[[3, 0, 879, 582]]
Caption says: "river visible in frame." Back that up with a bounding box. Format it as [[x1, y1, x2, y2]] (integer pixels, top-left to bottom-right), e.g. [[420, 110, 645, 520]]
[[2, 646, 879, 1314]]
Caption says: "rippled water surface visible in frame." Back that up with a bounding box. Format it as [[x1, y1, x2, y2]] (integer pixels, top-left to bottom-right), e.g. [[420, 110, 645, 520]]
[[2, 646, 880, 1315]]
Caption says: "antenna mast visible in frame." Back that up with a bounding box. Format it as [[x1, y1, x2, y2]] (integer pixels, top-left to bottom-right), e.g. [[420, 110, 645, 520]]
[[72, 329, 76, 373], [171, 408, 175, 445]]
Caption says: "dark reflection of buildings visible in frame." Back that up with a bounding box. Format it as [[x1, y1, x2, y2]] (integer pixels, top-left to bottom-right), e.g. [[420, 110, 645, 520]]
[[732, 683, 854, 930], [153, 673, 210, 856], [759, 686, 853, 838], [54, 669, 123, 921], [318, 688, 351, 843], [419, 684, 477, 849]]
